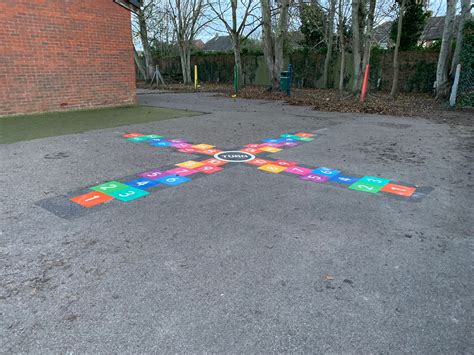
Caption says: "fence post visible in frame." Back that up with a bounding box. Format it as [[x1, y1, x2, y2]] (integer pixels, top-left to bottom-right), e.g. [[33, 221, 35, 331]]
[[449, 64, 461, 107], [194, 65, 198, 89], [360, 64, 370, 103]]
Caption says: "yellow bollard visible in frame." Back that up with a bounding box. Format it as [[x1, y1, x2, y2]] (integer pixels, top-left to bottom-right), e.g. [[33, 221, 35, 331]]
[[194, 65, 198, 89]]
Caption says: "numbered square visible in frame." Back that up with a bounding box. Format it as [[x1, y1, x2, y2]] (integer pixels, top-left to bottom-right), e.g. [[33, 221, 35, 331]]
[[258, 164, 288, 173], [90, 181, 130, 194], [70, 191, 113, 208], [109, 187, 150, 201], [157, 175, 192, 186], [125, 178, 161, 189]]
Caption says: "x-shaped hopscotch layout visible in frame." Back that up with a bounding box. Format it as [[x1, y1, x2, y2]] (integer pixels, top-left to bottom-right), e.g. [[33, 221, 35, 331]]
[[37, 131, 431, 219]]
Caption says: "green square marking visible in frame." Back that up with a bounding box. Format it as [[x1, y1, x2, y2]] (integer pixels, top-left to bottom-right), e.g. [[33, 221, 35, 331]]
[[91, 181, 131, 195], [142, 134, 163, 139], [348, 181, 382, 193], [109, 187, 150, 202], [358, 175, 390, 187], [281, 134, 313, 142], [296, 137, 314, 142], [127, 136, 153, 142]]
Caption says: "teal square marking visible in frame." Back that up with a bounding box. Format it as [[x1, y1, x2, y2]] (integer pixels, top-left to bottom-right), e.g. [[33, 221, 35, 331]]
[[109, 187, 150, 201]]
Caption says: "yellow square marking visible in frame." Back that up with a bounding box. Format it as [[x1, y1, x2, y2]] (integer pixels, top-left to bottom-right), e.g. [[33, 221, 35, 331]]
[[258, 164, 287, 173], [192, 144, 215, 150], [259, 146, 282, 153], [176, 160, 205, 169]]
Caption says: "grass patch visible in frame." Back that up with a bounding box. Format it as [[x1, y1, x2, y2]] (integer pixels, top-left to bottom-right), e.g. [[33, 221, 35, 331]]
[[0, 105, 201, 144]]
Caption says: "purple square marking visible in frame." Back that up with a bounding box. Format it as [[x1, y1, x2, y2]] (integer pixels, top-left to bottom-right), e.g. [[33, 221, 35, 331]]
[[301, 173, 329, 183], [137, 169, 168, 180]]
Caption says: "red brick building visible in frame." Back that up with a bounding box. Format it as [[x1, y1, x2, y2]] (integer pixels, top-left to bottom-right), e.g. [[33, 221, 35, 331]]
[[0, 1, 136, 116]]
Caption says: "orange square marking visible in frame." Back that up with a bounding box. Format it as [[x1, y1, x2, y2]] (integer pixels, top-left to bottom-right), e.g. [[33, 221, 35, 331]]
[[192, 144, 215, 150], [176, 160, 205, 169], [258, 164, 288, 173], [381, 183, 416, 197], [294, 132, 314, 137], [259, 146, 282, 153], [70, 191, 113, 208], [246, 158, 272, 166], [202, 158, 227, 166], [122, 133, 144, 138]]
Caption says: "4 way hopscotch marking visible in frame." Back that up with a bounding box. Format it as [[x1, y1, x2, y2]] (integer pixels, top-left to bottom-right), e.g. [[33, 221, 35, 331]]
[[36, 131, 430, 219]]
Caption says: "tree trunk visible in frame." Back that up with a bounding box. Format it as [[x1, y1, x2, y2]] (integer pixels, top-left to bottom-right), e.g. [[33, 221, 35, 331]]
[[338, 0, 345, 95], [138, 9, 155, 81], [233, 37, 243, 88], [134, 46, 147, 81], [361, 0, 376, 73], [179, 44, 192, 84], [450, 0, 471, 76], [390, 0, 405, 98], [351, 0, 362, 93], [261, 0, 289, 90], [435, 0, 456, 99], [323, 0, 337, 88]]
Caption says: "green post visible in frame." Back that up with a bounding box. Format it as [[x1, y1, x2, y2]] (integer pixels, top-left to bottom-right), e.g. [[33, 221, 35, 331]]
[[233, 64, 238, 95]]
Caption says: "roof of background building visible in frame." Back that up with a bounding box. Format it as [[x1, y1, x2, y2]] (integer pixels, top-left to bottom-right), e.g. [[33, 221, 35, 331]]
[[203, 35, 234, 52]]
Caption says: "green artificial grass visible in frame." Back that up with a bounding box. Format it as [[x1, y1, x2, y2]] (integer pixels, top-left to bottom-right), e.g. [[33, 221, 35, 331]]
[[0, 105, 201, 144]]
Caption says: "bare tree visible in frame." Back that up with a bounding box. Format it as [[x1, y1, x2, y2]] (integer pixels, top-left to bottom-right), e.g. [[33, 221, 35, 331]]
[[351, 0, 362, 93], [132, 0, 156, 81], [390, 0, 405, 98], [338, 0, 350, 95], [361, 0, 376, 73], [434, 0, 456, 99], [323, 0, 337, 88], [168, 0, 208, 84], [450, 0, 473, 76], [209, 0, 260, 88], [261, 0, 291, 90]]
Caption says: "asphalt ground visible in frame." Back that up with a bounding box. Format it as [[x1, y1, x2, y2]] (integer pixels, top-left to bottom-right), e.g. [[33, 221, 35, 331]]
[[1, 92, 472, 352]]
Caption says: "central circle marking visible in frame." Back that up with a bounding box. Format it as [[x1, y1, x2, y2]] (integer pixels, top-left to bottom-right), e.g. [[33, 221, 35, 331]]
[[214, 151, 255, 162]]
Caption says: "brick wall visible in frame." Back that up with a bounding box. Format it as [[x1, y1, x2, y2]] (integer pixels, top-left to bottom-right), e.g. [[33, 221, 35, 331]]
[[0, 0, 136, 116]]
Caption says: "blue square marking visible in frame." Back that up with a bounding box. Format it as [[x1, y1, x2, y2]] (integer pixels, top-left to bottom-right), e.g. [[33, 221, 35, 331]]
[[151, 141, 172, 147], [149, 138, 166, 143], [157, 175, 191, 186], [313, 167, 341, 177], [331, 175, 359, 184], [125, 178, 161, 190], [262, 138, 285, 143]]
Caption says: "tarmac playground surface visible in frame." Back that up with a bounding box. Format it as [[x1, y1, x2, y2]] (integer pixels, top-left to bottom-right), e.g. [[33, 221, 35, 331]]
[[1, 92, 472, 352]]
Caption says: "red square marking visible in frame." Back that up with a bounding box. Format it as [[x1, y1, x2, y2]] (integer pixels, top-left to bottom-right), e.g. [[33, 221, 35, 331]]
[[122, 133, 144, 138], [381, 183, 416, 197], [195, 165, 223, 174], [294, 132, 314, 137], [200, 148, 223, 155], [241, 147, 262, 154], [245, 144, 261, 148], [275, 160, 297, 167], [70, 191, 113, 208], [246, 158, 273, 166], [202, 158, 228, 166]]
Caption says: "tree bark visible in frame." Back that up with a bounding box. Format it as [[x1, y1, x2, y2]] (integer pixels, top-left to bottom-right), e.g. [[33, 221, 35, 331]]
[[323, 0, 337, 88], [261, 0, 289, 90], [450, 0, 472, 76], [361, 0, 376, 73], [351, 0, 362, 93], [233, 37, 244, 87], [390, 0, 405, 98], [134, 46, 147, 81], [138, 8, 155, 81], [435, 0, 456, 99], [338, 0, 345, 95]]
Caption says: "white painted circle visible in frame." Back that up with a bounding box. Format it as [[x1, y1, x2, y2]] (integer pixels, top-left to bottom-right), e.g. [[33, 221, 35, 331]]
[[214, 151, 256, 162]]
